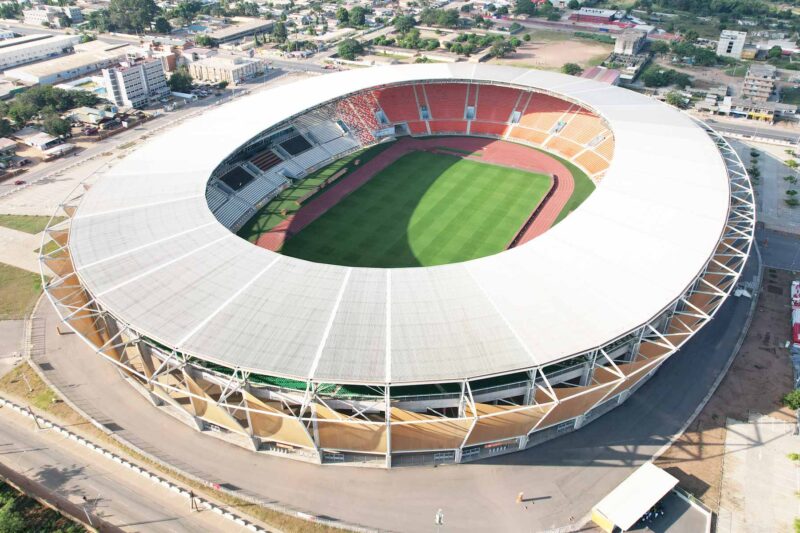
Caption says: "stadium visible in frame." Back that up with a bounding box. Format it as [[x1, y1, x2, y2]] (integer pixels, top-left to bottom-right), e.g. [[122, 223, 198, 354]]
[[40, 64, 754, 467]]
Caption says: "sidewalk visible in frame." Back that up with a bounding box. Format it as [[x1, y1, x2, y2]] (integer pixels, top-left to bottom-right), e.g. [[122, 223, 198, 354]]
[[0, 225, 40, 272], [0, 399, 249, 532]]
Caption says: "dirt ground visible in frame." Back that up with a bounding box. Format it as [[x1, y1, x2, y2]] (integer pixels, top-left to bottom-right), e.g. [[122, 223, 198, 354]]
[[655, 268, 797, 511], [490, 38, 612, 71]]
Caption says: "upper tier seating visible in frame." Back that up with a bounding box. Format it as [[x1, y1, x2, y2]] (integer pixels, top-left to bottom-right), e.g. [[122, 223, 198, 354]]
[[475, 85, 522, 123], [294, 115, 344, 144], [214, 196, 252, 229], [594, 136, 614, 161], [337, 92, 380, 143], [375, 85, 420, 122], [518, 92, 573, 132], [470, 121, 507, 137], [429, 120, 468, 134], [574, 150, 609, 176], [424, 83, 468, 120], [236, 173, 288, 207], [558, 110, 608, 145]]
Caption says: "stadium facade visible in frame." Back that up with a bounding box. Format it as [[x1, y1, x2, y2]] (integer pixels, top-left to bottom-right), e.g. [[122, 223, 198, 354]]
[[41, 65, 754, 467]]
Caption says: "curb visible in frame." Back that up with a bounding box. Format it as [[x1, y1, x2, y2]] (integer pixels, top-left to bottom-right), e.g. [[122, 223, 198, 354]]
[[25, 296, 373, 533], [0, 394, 269, 532]]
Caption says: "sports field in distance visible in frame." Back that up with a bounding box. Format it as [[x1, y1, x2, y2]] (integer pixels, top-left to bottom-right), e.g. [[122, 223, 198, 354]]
[[280, 151, 552, 267]]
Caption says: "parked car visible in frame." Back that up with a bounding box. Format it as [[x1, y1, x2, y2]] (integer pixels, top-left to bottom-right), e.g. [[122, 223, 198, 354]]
[[13, 179, 25, 185]]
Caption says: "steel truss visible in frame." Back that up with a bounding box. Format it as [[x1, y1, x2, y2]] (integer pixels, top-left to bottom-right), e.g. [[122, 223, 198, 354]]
[[40, 123, 754, 468]]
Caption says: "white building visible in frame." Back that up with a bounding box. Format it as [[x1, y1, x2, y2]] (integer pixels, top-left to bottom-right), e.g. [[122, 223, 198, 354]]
[[716, 30, 747, 59], [103, 59, 169, 109], [5, 40, 134, 85], [23, 5, 82, 27], [187, 53, 263, 84], [0, 33, 80, 70]]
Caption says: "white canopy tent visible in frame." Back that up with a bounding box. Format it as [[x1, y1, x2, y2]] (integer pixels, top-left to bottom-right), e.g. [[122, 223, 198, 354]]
[[592, 462, 679, 532]]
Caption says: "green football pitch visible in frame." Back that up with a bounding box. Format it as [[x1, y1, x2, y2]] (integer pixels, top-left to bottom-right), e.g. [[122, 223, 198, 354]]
[[279, 151, 552, 267]]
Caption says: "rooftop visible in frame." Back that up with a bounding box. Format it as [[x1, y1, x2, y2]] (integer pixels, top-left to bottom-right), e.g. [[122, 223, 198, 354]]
[[66, 64, 732, 385]]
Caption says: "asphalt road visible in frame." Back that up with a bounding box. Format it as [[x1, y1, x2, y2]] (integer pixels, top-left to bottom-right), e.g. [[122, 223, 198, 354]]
[[34, 251, 760, 532], [758, 226, 800, 271], [707, 119, 800, 144], [0, 401, 247, 532]]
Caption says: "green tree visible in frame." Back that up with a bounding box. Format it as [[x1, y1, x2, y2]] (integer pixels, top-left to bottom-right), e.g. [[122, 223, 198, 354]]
[[393, 14, 415, 34], [167, 67, 193, 93], [108, 0, 158, 33], [488, 38, 515, 58], [561, 62, 582, 75], [193, 34, 217, 47], [41, 114, 71, 137], [336, 6, 348, 24], [349, 6, 366, 26], [513, 0, 536, 16], [523, 33, 531, 41], [787, 159, 798, 169], [154, 15, 171, 33], [272, 21, 288, 43], [567, 0, 579, 8], [337, 37, 363, 60], [649, 40, 669, 54], [768, 45, 783, 59], [665, 91, 686, 108]]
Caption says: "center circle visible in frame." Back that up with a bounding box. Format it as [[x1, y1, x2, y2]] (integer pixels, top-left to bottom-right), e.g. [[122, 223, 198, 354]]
[[207, 82, 609, 268]]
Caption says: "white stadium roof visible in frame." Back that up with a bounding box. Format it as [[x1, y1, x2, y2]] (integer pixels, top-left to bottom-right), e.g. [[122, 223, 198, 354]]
[[67, 64, 730, 385]]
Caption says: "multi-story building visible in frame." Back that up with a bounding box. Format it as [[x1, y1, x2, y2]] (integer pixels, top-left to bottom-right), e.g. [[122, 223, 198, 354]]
[[207, 17, 274, 44], [742, 64, 777, 102], [23, 5, 82, 27], [716, 30, 747, 59], [614, 30, 646, 56], [0, 33, 80, 70], [569, 7, 617, 24], [103, 59, 169, 109], [5, 40, 134, 85], [187, 53, 263, 85]]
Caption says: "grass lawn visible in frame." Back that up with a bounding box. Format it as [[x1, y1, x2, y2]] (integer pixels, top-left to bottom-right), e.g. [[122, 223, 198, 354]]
[[280, 151, 552, 267], [0, 214, 64, 235], [237, 142, 394, 243], [0, 262, 43, 319]]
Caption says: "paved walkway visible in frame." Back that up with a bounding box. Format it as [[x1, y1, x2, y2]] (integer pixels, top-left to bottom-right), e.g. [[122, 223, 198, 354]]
[[31, 253, 760, 532], [717, 415, 799, 533], [0, 226, 41, 272], [0, 399, 248, 532]]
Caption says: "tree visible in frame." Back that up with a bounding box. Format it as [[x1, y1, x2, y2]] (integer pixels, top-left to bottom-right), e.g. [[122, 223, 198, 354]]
[[86, 9, 112, 32], [393, 14, 415, 34], [523, 33, 531, 42], [767, 45, 783, 59], [561, 62, 582, 75], [488, 38, 515, 58], [272, 21, 288, 43], [337, 38, 363, 60], [108, 0, 158, 33], [42, 113, 71, 137], [567, 0, 580, 8], [649, 40, 669, 54], [665, 91, 686, 108], [154, 16, 171, 33], [335, 6, 348, 25], [786, 159, 798, 169], [218, 80, 228, 89], [167, 67, 193, 93], [349, 6, 366, 26], [681, 29, 698, 43], [193, 34, 217, 47], [513, 0, 536, 16]]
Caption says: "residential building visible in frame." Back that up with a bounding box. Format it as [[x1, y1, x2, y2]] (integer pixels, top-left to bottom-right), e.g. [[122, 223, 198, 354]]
[[0, 34, 80, 70], [13, 127, 60, 151], [0, 138, 16, 165], [63, 5, 83, 22], [206, 17, 273, 44], [23, 5, 64, 27], [718, 96, 796, 123], [187, 53, 263, 84], [103, 59, 169, 108], [4, 40, 134, 85], [614, 30, 646, 56], [742, 63, 777, 102], [716, 30, 747, 59]]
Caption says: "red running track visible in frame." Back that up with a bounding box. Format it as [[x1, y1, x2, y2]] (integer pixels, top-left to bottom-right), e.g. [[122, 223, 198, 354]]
[[255, 137, 575, 251]]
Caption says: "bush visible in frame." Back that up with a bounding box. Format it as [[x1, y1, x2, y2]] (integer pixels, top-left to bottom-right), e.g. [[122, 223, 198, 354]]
[[561, 62, 582, 76], [783, 389, 800, 409]]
